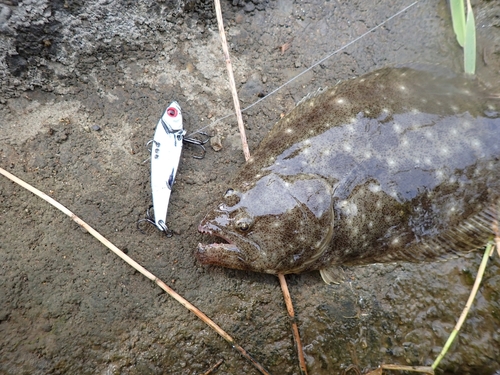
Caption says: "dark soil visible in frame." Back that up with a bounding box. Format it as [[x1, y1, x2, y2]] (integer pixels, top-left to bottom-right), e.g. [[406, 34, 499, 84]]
[[1, 1, 500, 374]]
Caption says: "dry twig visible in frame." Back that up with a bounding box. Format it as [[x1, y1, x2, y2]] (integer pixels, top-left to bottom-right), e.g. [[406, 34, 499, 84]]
[[380, 364, 433, 374], [212, 2, 308, 374], [278, 274, 309, 375], [213, 0, 250, 161], [0, 166, 272, 375], [201, 359, 224, 375]]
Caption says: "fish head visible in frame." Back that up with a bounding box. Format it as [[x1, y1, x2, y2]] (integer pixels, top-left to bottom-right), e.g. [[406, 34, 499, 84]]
[[197, 173, 334, 274]]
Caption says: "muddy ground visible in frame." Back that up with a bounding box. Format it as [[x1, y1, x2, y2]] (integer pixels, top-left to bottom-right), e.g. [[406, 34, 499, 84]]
[[1, 0, 500, 374]]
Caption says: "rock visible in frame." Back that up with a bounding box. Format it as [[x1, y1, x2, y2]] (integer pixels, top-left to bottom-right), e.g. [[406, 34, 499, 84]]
[[210, 133, 223, 152]]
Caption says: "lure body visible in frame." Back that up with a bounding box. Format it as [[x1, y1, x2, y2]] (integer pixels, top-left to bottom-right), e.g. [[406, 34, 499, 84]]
[[151, 101, 185, 232]]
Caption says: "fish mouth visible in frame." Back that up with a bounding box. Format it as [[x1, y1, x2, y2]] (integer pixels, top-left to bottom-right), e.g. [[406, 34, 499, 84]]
[[196, 222, 260, 271], [197, 223, 246, 266]]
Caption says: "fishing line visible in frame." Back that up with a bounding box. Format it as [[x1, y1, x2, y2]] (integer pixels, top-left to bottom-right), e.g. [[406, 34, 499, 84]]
[[186, 0, 418, 137]]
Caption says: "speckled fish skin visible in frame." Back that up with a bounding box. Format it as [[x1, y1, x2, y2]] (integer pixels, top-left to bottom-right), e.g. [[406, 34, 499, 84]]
[[197, 67, 500, 279]]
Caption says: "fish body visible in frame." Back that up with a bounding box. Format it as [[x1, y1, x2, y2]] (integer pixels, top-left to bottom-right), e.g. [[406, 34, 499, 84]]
[[197, 68, 500, 283]]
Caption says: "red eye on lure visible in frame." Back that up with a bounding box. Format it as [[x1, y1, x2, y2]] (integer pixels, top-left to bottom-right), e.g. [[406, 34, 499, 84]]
[[167, 107, 178, 117]]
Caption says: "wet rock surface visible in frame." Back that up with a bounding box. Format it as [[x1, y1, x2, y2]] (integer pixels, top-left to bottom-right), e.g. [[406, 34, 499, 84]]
[[1, 1, 500, 374]]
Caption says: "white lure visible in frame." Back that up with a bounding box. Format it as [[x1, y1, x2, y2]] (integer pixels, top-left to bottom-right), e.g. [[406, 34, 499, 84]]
[[150, 101, 185, 232]]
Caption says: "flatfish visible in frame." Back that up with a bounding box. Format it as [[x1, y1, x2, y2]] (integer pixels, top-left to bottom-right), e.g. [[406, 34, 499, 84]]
[[197, 67, 500, 283]]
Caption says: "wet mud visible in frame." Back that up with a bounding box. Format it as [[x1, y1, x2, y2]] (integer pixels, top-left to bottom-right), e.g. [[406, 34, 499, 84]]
[[1, 1, 500, 374]]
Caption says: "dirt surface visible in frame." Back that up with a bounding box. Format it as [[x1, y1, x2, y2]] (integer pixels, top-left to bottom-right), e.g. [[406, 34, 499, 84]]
[[1, 1, 500, 374]]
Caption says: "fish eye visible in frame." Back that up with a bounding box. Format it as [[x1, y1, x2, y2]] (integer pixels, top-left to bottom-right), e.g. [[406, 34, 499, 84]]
[[237, 222, 250, 231], [236, 220, 250, 231], [235, 215, 254, 232], [224, 188, 234, 198]]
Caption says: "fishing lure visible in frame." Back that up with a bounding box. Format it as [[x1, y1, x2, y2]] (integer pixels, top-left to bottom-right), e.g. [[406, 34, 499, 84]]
[[148, 101, 185, 234], [138, 101, 210, 235]]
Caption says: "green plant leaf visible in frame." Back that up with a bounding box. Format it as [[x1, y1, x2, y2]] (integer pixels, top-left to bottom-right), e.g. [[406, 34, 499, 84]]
[[450, 0, 466, 47], [464, 0, 476, 75]]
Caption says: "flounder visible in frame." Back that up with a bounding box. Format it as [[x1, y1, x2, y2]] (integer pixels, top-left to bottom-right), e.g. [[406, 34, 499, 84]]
[[197, 67, 500, 283]]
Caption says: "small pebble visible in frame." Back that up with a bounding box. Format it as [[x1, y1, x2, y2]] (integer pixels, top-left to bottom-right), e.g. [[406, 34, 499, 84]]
[[41, 324, 52, 332], [91, 125, 101, 131], [244, 3, 255, 12], [185, 62, 195, 73], [210, 134, 223, 152]]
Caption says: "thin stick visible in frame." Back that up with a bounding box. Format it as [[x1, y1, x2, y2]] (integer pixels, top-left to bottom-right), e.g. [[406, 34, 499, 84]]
[[278, 274, 308, 375], [213, 4, 308, 373], [381, 364, 434, 374], [0, 167, 272, 375], [431, 242, 495, 370], [201, 359, 224, 375], [213, 0, 250, 161]]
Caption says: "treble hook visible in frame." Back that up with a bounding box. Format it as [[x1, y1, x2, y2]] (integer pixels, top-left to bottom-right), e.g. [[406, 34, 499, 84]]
[[183, 132, 210, 159], [137, 206, 173, 237], [146, 139, 159, 153], [142, 140, 160, 164]]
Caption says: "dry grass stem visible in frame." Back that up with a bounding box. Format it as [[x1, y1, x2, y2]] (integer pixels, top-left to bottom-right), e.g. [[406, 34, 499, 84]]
[[0, 166, 272, 375], [278, 274, 309, 375], [368, 239, 497, 374], [380, 364, 434, 374], [364, 367, 383, 375], [213, 0, 250, 161], [201, 359, 224, 375], [431, 242, 495, 370], [344, 364, 362, 375], [212, 3, 307, 374]]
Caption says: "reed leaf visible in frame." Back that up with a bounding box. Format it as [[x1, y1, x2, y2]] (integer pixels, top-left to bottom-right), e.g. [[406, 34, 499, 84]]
[[463, 0, 476, 75], [450, 0, 466, 47]]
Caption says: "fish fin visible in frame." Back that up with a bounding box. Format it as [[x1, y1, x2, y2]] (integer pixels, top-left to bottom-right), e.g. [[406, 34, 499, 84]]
[[420, 205, 497, 259], [348, 203, 499, 266], [384, 204, 498, 264], [319, 266, 345, 285]]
